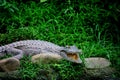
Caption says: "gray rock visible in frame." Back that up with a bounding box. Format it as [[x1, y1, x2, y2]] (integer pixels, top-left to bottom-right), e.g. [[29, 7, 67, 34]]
[[84, 57, 111, 69], [31, 53, 63, 64], [84, 57, 115, 77], [84, 67, 115, 77], [0, 70, 20, 78], [0, 58, 20, 72], [0, 69, 60, 80]]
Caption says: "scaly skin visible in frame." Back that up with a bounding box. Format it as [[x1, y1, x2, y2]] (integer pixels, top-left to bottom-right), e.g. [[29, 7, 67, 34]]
[[0, 40, 82, 63]]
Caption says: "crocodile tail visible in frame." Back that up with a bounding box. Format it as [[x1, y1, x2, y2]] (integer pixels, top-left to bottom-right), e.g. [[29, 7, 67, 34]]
[[0, 46, 6, 53], [0, 46, 7, 57]]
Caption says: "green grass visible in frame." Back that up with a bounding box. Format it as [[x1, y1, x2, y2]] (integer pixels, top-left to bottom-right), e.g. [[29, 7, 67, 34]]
[[19, 56, 84, 80], [0, 0, 120, 79], [19, 57, 39, 79]]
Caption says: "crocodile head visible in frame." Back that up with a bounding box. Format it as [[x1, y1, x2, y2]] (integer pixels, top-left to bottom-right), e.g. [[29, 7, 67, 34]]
[[63, 45, 82, 54], [60, 45, 82, 63]]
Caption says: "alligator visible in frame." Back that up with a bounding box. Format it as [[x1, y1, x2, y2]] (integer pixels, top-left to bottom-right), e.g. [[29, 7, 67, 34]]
[[0, 40, 82, 63]]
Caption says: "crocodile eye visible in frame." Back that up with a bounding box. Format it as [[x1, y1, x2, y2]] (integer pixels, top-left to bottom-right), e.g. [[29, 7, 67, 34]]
[[60, 50, 66, 53], [66, 46, 70, 48]]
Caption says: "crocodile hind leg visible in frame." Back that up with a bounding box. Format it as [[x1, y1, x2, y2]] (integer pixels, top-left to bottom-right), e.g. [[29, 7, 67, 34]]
[[0, 48, 23, 72], [5, 48, 24, 60]]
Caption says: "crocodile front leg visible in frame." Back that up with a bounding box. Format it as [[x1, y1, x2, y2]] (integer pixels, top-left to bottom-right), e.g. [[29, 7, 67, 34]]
[[22, 49, 42, 56]]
